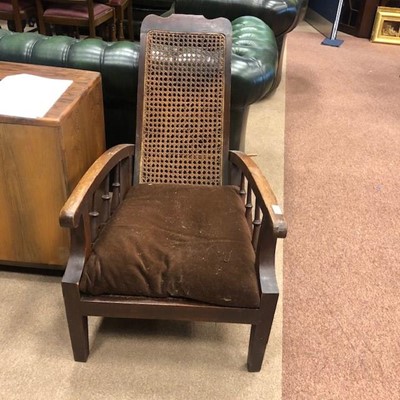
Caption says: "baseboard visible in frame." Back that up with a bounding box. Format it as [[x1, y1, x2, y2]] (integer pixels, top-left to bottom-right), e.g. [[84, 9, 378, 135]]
[[305, 8, 333, 38]]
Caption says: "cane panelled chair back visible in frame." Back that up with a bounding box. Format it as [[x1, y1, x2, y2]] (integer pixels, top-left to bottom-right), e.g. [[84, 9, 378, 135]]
[[60, 14, 287, 373], [134, 14, 231, 186]]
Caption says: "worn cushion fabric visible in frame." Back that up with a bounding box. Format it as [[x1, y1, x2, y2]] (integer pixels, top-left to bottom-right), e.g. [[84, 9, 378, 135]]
[[80, 184, 260, 308]]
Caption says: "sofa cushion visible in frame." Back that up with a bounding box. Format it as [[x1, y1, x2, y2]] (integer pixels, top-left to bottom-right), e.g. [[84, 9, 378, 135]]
[[174, 0, 307, 38], [80, 184, 260, 308]]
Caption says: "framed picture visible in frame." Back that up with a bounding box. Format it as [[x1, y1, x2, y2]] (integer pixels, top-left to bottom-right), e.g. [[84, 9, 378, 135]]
[[371, 7, 400, 45]]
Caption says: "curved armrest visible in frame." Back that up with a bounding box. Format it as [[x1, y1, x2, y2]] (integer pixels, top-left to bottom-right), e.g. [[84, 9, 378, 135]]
[[229, 150, 287, 238], [60, 144, 134, 229]]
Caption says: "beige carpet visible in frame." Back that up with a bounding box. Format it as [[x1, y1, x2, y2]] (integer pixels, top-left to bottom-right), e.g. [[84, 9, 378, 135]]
[[0, 54, 286, 400], [283, 26, 400, 399]]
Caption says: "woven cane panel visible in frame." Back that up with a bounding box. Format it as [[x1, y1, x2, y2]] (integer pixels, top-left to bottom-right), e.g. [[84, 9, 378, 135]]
[[139, 30, 226, 185]]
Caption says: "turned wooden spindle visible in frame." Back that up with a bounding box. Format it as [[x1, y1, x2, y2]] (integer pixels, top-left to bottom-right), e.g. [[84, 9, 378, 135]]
[[89, 192, 100, 241], [252, 201, 262, 249], [111, 163, 121, 211], [239, 173, 246, 201], [245, 181, 253, 230], [119, 155, 132, 199], [101, 175, 112, 224]]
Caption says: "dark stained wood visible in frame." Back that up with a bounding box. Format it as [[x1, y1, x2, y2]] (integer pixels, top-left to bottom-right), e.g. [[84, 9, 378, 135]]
[[339, 0, 387, 38], [60, 14, 286, 372], [60, 144, 134, 229], [229, 150, 287, 238], [35, 0, 116, 40], [0, 0, 36, 32], [107, 0, 133, 40]]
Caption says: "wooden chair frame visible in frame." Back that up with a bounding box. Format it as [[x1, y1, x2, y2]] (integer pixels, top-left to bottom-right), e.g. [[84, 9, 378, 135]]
[[35, 0, 116, 39], [60, 15, 287, 372], [108, 0, 133, 40], [0, 0, 36, 32]]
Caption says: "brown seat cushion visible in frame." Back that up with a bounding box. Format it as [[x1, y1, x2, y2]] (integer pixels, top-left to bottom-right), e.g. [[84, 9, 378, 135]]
[[80, 184, 260, 308]]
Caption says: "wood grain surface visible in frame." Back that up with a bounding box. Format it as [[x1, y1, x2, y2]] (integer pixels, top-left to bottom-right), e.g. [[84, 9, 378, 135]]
[[0, 62, 106, 268]]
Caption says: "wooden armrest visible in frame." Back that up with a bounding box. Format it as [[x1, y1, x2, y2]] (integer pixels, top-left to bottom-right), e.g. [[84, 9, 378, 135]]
[[229, 150, 287, 238], [60, 144, 134, 229]]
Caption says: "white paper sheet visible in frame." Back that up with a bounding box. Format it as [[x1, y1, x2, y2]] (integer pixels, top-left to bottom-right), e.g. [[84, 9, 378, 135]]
[[0, 73, 73, 118]]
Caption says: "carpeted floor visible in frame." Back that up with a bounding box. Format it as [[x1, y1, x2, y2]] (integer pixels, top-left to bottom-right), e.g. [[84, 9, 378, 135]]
[[283, 27, 400, 399]]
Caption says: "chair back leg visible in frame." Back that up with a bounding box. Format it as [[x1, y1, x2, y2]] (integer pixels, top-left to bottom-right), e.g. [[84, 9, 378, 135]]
[[110, 15, 116, 41], [11, 0, 23, 32], [115, 6, 124, 40], [126, 0, 133, 40], [12, 13, 24, 32], [34, 0, 47, 34], [89, 23, 96, 38]]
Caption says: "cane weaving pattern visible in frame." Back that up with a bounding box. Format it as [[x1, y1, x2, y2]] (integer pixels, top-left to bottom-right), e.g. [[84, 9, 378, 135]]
[[139, 30, 226, 185]]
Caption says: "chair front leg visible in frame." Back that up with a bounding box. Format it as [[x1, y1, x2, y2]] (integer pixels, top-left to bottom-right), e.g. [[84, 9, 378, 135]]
[[126, 0, 134, 40], [62, 281, 89, 362], [110, 15, 116, 41], [247, 293, 279, 372], [116, 6, 124, 40], [61, 220, 90, 362]]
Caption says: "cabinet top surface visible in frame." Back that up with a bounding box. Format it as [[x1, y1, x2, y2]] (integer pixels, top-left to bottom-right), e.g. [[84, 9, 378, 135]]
[[0, 61, 101, 125]]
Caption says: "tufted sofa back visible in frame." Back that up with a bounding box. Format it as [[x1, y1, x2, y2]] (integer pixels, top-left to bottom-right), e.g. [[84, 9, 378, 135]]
[[175, 0, 309, 42]]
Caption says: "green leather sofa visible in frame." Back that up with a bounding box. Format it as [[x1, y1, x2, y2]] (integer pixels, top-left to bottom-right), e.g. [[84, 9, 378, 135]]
[[133, 0, 308, 51], [0, 16, 278, 151], [134, 0, 308, 86], [174, 0, 308, 52]]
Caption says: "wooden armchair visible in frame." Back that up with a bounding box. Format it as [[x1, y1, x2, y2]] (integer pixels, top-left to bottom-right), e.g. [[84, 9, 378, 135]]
[[60, 14, 287, 372], [0, 0, 36, 32], [35, 0, 116, 40]]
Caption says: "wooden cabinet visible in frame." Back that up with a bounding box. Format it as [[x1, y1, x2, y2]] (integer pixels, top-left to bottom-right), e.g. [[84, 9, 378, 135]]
[[0, 62, 106, 269], [339, 0, 394, 38]]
